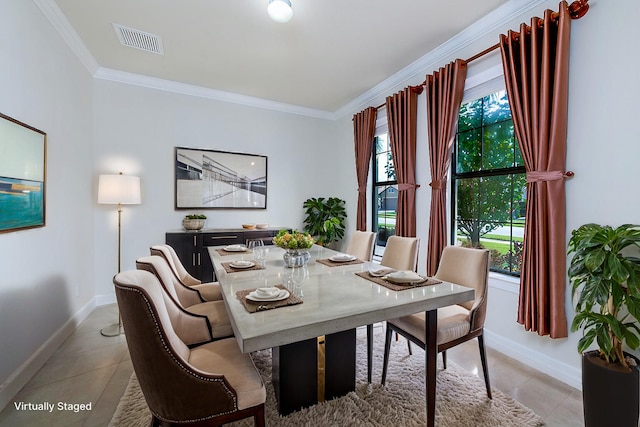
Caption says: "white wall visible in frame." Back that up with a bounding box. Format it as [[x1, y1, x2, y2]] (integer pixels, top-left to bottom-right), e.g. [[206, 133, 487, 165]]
[[3, 0, 638, 409], [92, 80, 341, 299], [0, 0, 95, 408], [336, 0, 640, 389]]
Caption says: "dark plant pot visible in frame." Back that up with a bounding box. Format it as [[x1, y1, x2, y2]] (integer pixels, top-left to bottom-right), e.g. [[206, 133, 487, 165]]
[[582, 350, 639, 427]]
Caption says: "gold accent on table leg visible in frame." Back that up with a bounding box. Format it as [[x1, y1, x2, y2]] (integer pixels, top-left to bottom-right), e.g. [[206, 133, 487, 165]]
[[317, 336, 325, 402]]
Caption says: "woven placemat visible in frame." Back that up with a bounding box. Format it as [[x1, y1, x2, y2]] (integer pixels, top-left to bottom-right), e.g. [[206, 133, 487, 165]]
[[236, 285, 303, 313], [221, 261, 265, 273], [355, 271, 442, 291], [215, 248, 249, 256], [317, 258, 365, 267]]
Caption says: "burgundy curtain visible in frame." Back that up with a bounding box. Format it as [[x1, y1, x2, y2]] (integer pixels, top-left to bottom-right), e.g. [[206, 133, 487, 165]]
[[425, 59, 467, 276], [386, 87, 419, 237], [352, 107, 377, 231], [500, 1, 573, 338]]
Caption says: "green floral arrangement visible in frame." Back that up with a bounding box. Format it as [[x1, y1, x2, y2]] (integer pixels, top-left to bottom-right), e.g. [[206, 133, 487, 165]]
[[273, 229, 315, 250]]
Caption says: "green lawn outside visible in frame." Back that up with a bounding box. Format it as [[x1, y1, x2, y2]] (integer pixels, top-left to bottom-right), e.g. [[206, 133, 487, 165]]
[[457, 238, 511, 254]]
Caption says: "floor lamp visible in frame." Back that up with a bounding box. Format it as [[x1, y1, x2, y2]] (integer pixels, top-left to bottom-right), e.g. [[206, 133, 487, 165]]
[[98, 172, 141, 337]]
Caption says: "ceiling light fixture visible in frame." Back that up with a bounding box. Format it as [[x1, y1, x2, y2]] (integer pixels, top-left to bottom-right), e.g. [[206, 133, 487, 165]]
[[267, 0, 293, 23]]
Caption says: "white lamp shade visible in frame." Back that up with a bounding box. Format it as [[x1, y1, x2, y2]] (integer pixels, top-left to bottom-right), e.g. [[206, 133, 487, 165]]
[[267, 0, 292, 23], [98, 174, 141, 205]]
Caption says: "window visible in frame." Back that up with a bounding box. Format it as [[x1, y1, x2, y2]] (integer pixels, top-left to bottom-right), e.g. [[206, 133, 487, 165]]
[[451, 90, 526, 276], [372, 133, 397, 257]]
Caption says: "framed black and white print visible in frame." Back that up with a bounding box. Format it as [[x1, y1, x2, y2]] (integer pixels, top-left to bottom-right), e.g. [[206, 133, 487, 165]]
[[175, 147, 267, 209], [0, 113, 46, 233]]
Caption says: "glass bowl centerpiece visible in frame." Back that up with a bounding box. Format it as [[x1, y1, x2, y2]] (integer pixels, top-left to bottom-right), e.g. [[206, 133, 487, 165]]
[[273, 229, 315, 268]]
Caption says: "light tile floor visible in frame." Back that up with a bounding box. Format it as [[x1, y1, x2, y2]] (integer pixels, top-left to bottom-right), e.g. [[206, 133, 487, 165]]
[[0, 305, 583, 426]]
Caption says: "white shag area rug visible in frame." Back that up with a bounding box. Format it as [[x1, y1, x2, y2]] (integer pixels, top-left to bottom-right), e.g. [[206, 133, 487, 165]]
[[110, 329, 544, 427]]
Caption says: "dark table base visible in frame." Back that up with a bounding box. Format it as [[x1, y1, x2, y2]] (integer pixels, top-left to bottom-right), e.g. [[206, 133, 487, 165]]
[[272, 328, 356, 415]]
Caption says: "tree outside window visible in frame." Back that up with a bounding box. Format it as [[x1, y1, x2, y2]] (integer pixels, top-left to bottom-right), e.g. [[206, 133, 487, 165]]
[[452, 90, 526, 275]]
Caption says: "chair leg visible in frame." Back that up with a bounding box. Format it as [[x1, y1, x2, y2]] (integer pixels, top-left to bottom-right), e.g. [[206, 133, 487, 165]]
[[442, 350, 447, 369], [254, 404, 265, 427], [367, 324, 373, 383], [478, 334, 492, 399], [381, 324, 394, 385], [407, 338, 412, 355]]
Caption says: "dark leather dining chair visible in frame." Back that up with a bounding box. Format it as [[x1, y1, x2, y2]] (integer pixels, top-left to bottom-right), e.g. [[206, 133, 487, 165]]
[[381, 245, 492, 399], [114, 269, 266, 426]]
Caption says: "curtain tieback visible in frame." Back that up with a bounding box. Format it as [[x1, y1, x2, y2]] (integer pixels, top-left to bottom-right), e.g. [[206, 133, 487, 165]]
[[397, 183, 420, 191], [429, 180, 447, 190], [357, 185, 367, 193], [526, 170, 575, 183]]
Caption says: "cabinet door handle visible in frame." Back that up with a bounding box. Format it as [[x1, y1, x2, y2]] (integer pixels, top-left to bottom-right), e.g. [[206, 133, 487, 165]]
[[209, 235, 239, 240], [192, 253, 196, 266], [197, 253, 201, 266], [193, 236, 197, 246]]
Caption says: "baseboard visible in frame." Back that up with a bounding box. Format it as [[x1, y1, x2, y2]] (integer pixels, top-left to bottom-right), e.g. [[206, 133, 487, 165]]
[[0, 299, 96, 412], [484, 329, 582, 391], [94, 293, 116, 307]]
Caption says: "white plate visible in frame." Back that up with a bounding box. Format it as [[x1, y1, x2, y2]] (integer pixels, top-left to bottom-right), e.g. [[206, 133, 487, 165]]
[[230, 260, 255, 269], [224, 245, 247, 252], [246, 290, 290, 302], [253, 287, 281, 298], [369, 268, 395, 277], [383, 271, 426, 284], [330, 254, 356, 262]]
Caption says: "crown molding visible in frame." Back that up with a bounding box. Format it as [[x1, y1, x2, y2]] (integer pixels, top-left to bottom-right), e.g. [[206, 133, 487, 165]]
[[33, 0, 99, 74], [333, 0, 549, 119], [36, 0, 548, 121], [93, 68, 336, 120]]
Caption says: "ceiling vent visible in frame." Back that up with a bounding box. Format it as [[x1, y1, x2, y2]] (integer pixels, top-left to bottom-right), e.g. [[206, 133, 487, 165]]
[[112, 23, 164, 55]]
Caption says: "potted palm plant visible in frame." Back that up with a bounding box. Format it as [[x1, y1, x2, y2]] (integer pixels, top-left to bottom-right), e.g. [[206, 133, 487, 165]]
[[568, 223, 640, 427], [302, 197, 346, 247]]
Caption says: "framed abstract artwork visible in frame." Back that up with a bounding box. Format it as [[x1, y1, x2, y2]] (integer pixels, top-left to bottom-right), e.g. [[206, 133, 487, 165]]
[[0, 113, 46, 233], [175, 147, 267, 209]]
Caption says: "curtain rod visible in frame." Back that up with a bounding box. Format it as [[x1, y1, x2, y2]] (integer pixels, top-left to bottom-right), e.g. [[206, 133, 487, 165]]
[[374, 0, 589, 112]]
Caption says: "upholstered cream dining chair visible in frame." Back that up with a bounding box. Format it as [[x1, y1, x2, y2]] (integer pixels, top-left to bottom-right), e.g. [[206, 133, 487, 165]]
[[136, 255, 233, 340], [114, 269, 266, 426], [380, 245, 492, 399], [150, 244, 222, 302], [345, 230, 377, 262], [365, 235, 420, 383], [380, 235, 420, 271]]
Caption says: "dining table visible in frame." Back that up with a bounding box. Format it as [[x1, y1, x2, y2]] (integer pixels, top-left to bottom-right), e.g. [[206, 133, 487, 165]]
[[208, 243, 474, 427]]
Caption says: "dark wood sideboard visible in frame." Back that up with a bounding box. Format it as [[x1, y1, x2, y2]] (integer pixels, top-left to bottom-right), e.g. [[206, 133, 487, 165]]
[[165, 227, 281, 282]]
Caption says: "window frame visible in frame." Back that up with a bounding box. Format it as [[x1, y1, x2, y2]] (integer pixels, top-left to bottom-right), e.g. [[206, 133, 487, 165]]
[[450, 88, 526, 277], [371, 131, 397, 257]]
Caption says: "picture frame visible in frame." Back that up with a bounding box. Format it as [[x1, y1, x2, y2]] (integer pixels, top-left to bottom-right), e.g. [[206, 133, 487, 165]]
[[175, 146, 267, 209], [0, 113, 46, 233]]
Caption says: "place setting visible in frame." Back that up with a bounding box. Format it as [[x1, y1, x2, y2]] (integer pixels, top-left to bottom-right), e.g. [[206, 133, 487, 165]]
[[220, 258, 266, 273], [236, 285, 303, 313], [356, 267, 441, 291], [215, 244, 249, 256], [317, 252, 365, 267]]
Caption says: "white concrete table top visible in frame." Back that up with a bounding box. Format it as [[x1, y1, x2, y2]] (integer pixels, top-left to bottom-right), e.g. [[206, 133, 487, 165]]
[[209, 244, 474, 353]]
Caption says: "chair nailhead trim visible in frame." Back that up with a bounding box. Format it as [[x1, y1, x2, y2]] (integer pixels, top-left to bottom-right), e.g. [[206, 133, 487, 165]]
[[115, 284, 240, 421]]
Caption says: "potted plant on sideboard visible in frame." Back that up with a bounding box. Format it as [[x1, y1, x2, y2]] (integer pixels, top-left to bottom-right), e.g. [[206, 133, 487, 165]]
[[568, 223, 640, 427], [182, 213, 207, 231], [302, 197, 346, 248]]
